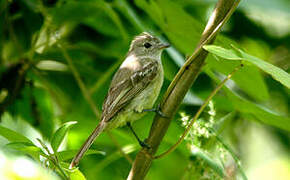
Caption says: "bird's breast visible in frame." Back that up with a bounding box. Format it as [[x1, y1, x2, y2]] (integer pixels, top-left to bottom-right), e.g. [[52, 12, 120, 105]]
[[131, 64, 164, 112], [104, 61, 163, 130]]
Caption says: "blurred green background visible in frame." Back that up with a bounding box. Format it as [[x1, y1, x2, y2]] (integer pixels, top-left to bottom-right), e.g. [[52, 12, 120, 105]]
[[0, 0, 289, 179]]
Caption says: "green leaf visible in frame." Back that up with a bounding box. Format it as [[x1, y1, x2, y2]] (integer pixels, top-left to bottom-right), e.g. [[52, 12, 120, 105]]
[[0, 125, 32, 143], [237, 48, 290, 88], [205, 45, 242, 60], [49, 1, 127, 39], [49, 2, 98, 25], [133, 0, 269, 102], [51, 121, 77, 153], [5, 142, 45, 160], [207, 55, 270, 101], [83, 1, 128, 40], [135, 0, 202, 54], [227, 89, 290, 131], [69, 168, 86, 180], [57, 149, 105, 161], [206, 69, 290, 131], [204, 45, 290, 88]]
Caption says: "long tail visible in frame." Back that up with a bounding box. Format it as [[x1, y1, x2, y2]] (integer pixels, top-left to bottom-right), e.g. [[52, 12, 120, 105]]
[[70, 122, 106, 168]]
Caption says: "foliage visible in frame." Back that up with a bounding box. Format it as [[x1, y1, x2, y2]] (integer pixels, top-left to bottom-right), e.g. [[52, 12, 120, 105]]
[[0, 0, 289, 179]]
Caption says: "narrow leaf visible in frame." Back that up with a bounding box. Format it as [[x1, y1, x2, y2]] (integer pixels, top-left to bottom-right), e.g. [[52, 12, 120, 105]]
[[0, 125, 32, 143], [51, 121, 77, 153], [206, 69, 290, 131], [204, 45, 242, 60], [204, 45, 290, 88], [227, 89, 290, 131], [236, 47, 290, 88], [5, 142, 45, 160]]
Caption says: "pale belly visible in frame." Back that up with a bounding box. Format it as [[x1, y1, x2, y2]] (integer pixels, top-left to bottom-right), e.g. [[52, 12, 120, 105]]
[[105, 69, 163, 130]]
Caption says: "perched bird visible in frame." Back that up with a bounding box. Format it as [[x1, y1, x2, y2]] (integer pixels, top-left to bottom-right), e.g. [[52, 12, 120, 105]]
[[70, 32, 170, 168]]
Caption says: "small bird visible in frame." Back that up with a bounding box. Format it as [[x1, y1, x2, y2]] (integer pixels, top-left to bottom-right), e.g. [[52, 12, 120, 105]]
[[70, 32, 169, 168]]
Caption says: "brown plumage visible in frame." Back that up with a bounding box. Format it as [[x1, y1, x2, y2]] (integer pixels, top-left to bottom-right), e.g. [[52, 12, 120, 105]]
[[70, 32, 169, 168]]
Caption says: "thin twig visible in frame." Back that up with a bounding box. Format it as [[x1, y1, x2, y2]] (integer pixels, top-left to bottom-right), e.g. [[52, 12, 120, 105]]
[[154, 64, 242, 159], [37, 139, 69, 180], [59, 44, 101, 118]]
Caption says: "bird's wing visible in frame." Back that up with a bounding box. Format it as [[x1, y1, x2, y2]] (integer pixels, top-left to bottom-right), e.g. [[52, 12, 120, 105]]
[[101, 60, 159, 122]]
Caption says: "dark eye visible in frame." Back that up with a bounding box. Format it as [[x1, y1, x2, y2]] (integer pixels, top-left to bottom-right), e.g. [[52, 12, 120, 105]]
[[144, 42, 152, 48]]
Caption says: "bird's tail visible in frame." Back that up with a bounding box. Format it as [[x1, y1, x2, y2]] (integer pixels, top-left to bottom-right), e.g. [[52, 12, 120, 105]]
[[69, 122, 106, 169]]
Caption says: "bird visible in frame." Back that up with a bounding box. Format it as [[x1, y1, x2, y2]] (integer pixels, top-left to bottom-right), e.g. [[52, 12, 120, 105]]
[[70, 32, 170, 168]]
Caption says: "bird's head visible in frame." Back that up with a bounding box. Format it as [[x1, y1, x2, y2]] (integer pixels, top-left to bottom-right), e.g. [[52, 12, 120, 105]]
[[128, 32, 170, 58]]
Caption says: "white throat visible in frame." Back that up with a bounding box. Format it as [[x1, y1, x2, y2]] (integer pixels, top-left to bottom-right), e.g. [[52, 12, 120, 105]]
[[129, 51, 162, 62]]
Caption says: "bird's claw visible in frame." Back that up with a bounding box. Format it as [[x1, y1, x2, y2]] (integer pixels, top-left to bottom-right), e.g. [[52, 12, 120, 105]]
[[155, 104, 168, 118], [142, 104, 168, 118], [139, 140, 151, 149]]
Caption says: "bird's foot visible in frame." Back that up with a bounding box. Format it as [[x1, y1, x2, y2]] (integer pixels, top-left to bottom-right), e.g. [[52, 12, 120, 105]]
[[139, 140, 151, 149], [142, 105, 168, 118], [127, 122, 151, 149]]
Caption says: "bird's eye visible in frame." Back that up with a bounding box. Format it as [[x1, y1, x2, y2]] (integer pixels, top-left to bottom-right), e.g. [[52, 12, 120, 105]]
[[144, 42, 152, 48]]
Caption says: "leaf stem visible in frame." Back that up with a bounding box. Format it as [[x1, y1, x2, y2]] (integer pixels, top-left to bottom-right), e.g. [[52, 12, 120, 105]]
[[37, 139, 69, 180], [59, 44, 101, 118]]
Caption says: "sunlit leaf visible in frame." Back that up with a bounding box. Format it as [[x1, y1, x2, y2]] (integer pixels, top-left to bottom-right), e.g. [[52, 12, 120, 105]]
[[204, 45, 290, 88], [205, 46, 242, 60], [51, 121, 77, 153], [69, 168, 86, 180], [134, 0, 269, 102], [0, 125, 32, 143], [5, 142, 45, 160], [207, 55, 270, 101]]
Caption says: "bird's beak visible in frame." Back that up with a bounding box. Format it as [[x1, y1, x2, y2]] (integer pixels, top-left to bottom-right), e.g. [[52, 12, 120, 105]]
[[158, 43, 170, 50]]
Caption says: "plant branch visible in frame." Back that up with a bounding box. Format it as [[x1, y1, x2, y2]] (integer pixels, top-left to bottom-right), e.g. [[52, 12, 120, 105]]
[[154, 64, 242, 159], [128, 0, 240, 179]]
